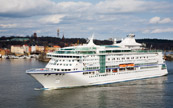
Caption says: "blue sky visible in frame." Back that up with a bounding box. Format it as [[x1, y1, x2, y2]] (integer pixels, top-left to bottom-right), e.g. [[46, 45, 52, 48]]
[[0, 0, 173, 39]]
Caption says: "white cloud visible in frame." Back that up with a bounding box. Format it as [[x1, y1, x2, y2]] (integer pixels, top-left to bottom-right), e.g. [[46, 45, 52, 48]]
[[39, 14, 65, 24], [57, 1, 92, 12], [0, 30, 7, 32], [159, 18, 171, 24], [0, 0, 56, 16], [0, 0, 171, 17], [0, 0, 173, 39], [0, 24, 17, 28], [149, 17, 161, 24], [95, 0, 146, 13], [151, 28, 173, 33], [143, 28, 173, 34], [149, 17, 171, 24], [142, 29, 150, 34]]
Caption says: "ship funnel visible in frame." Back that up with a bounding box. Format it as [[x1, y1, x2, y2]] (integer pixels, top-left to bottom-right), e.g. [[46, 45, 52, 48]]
[[87, 34, 95, 46]]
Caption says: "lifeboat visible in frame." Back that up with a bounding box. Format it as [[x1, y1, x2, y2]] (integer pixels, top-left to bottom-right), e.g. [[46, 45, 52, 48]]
[[119, 64, 127, 67], [119, 63, 135, 67], [127, 63, 135, 67]]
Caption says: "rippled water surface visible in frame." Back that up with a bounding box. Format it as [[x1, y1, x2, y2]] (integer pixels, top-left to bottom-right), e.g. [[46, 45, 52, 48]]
[[0, 59, 173, 108]]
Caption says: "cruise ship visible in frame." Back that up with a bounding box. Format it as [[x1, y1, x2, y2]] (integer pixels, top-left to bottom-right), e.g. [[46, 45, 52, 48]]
[[26, 34, 168, 89]]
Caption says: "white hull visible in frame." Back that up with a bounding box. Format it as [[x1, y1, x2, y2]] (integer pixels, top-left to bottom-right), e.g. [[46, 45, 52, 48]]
[[28, 68, 168, 89]]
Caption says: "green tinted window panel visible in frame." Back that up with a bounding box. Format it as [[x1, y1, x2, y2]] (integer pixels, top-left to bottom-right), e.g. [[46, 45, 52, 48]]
[[99, 55, 106, 73]]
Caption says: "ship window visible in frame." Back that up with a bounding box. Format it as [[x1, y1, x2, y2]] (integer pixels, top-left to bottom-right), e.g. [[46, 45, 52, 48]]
[[62, 69, 64, 71], [127, 67, 134, 70], [119, 68, 125, 71], [126, 57, 129, 59], [112, 69, 118, 72], [106, 69, 111, 72]]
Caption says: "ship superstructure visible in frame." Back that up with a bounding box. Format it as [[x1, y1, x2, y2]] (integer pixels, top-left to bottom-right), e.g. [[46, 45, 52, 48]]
[[26, 34, 168, 89]]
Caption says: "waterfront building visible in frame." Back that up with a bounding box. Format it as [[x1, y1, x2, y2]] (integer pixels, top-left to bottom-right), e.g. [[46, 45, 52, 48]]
[[11, 45, 24, 55]]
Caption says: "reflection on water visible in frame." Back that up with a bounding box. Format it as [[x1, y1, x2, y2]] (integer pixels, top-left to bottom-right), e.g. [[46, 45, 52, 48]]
[[0, 59, 173, 108], [32, 76, 168, 108]]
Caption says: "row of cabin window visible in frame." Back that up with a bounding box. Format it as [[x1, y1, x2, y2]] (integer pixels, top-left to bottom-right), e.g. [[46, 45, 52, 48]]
[[135, 62, 157, 66], [49, 63, 73, 66], [106, 67, 135, 72], [83, 55, 96, 58], [107, 56, 150, 61], [52, 68, 71, 71], [55, 59, 75, 62], [51, 68, 77, 71], [56, 63, 72, 66], [83, 67, 99, 70], [48, 55, 80, 58], [83, 72, 95, 75], [83, 62, 98, 66], [83, 59, 98, 61]]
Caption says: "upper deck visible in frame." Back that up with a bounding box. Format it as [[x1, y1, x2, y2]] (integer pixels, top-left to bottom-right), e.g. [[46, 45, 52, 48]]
[[47, 34, 162, 57]]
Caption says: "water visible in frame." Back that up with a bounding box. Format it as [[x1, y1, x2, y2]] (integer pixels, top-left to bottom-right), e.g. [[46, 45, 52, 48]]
[[0, 59, 173, 108]]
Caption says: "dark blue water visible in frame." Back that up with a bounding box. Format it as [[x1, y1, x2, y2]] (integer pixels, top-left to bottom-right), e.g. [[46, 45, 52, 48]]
[[0, 59, 173, 108]]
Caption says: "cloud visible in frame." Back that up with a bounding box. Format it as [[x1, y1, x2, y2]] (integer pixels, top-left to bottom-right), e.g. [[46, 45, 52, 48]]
[[0, 24, 17, 28], [56, 1, 92, 13], [39, 14, 65, 24], [159, 18, 171, 24], [143, 28, 173, 34], [95, 0, 172, 14], [0, 0, 173, 39], [0, 0, 172, 18], [151, 28, 173, 33], [0, 0, 56, 17], [0, 30, 7, 32], [149, 17, 171, 24], [95, 0, 146, 13]]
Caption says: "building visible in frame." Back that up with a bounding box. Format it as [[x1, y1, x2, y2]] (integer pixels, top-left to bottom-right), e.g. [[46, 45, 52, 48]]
[[0, 49, 6, 56], [11, 45, 30, 55], [31, 46, 36, 53], [23, 45, 30, 54], [36, 46, 44, 53], [45, 45, 60, 53], [11, 45, 24, 55]]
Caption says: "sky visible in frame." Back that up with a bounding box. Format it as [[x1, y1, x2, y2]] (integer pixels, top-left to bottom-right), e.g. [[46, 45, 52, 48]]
[[0, 0, 173, 39]]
